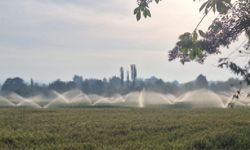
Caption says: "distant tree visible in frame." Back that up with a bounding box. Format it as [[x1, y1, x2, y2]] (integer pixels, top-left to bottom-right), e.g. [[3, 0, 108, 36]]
[[48, 79, 77, 93], [68, 81, 78, 90], [126, 70, 130, 86], [81, 79, 104, 95], [145, 76, 166, 92], [134, 65, 137, 79], [0, 74, 245, 97], [131, 64, 137, 87], [30, 78, 34, 88], [73, 75, 83, 89], [93, 80, 105, 95], [2, 77, 29, 97], [120, 67, 124, 87], [210, 78, 242, 91], [81, 81, 89, 93], [103, 78, 108, 83], [165, 81, 180, 94], [195, 74, 208, 88], [109, 76, 121, 89], [2, 77, 50, 97]]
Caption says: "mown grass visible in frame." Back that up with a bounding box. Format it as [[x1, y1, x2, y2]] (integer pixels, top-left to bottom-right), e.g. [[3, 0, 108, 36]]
[[1, 108, 250, 150]]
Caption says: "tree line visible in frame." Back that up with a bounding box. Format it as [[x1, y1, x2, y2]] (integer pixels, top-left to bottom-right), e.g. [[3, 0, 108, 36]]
[[0, 65, 242, 98]]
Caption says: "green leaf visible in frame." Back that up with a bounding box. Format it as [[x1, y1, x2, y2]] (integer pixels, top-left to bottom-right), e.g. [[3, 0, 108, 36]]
[[192, 31, 198, 41], [198, 30, 206, 37], [199, 1, 208, 12], [212, 0, 216, 13], [189, 47, 202, 60], [134, 7, 139, 15], [195, 47, 203, 58], [136, 11, 141, 21], [146, 9, 151, 17], [189, 50, 196, 60], [180, 48, 188, 54], [143, 9, 147, 18], [155, 0, 160, 4], [216, 0, 226, 14]]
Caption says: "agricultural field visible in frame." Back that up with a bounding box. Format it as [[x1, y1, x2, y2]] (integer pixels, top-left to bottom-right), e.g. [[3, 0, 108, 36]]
[[1, 108, 250, 150]]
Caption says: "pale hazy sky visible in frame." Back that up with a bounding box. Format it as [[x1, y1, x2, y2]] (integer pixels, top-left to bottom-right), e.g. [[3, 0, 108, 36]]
[[0, 0, 241, 83]]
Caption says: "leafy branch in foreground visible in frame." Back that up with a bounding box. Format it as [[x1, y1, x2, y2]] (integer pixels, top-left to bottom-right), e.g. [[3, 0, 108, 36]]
[[135, 0, 250, 87], [135, 0, 232, 21], [169, 0, 250, 84], [134, 0, 161, 21], [218, 58, 250, 85]]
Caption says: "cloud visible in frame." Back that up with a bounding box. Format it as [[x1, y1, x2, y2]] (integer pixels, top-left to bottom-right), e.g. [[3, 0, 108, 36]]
[[0, 0, 201, 51], [0, 0, 237, 82]]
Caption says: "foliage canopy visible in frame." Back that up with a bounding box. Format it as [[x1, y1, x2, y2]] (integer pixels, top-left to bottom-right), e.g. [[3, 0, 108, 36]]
[[135, 0, 250, 85]]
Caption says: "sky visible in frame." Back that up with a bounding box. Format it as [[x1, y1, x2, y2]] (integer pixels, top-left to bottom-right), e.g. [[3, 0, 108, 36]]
[[0, 0, 242, 83]]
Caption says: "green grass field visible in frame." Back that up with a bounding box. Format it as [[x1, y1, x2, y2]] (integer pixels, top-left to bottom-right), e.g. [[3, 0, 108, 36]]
[[1, 108, 250, 150]]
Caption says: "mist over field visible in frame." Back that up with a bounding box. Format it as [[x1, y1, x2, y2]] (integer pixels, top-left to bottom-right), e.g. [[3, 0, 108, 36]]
[[0, 72, 248, 109]]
